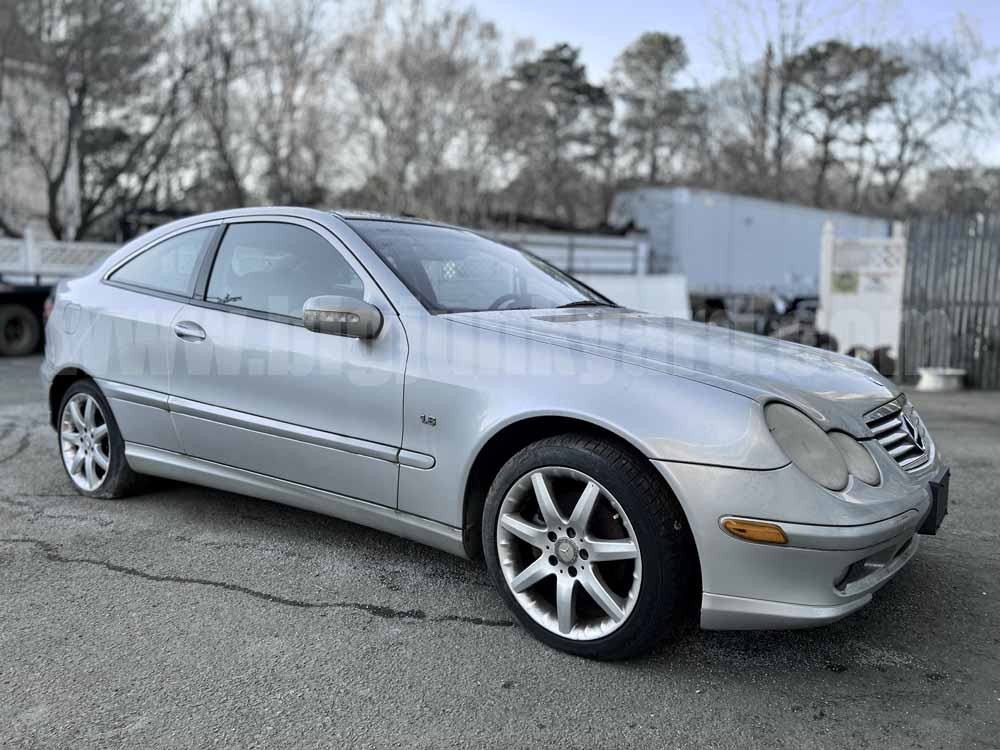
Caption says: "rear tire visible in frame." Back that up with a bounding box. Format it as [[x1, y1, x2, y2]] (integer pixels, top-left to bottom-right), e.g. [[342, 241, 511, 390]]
[[482, 433, 697, 660], [0, 304, 41, 356], [57, 379, 146, 499]]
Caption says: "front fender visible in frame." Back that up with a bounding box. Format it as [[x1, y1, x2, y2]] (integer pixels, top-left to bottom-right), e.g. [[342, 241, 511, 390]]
[[395, 316, 787, 528]]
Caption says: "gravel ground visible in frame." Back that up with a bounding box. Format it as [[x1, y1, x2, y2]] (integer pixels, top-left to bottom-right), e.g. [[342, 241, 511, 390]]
[[1, 354, 998, 749]]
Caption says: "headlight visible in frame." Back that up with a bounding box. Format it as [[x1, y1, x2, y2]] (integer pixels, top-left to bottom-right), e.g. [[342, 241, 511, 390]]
[[829, 432, 880, 486], [764, 403, 848, 491]]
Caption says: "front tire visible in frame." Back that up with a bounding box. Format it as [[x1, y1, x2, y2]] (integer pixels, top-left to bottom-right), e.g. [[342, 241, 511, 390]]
[[482, 433, 696, 659], [57, 380, 145, 499]]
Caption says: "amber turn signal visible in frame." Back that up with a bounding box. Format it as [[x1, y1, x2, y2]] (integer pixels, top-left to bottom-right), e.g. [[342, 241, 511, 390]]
[[722, 518, 788, 545]]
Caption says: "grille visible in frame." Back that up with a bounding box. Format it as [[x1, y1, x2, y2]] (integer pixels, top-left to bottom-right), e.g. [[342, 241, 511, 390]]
[[864, 396, 931, 472]]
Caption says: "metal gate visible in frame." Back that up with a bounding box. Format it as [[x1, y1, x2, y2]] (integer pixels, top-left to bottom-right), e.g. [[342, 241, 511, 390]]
[[899, 215, 1000, 389]]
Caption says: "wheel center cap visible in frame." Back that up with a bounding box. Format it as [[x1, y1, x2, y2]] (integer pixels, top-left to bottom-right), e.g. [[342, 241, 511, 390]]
[[555, 538, 577, 565]]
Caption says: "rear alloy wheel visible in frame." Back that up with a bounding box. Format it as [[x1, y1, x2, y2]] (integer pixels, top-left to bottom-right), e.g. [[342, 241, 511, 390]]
[[483, 433, 696, 659], [58, 380, 146, 499], [60, 392, 111, 492]]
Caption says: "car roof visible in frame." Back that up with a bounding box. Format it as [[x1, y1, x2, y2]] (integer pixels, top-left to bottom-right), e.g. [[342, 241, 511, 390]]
[[330, 209, 454, 229]]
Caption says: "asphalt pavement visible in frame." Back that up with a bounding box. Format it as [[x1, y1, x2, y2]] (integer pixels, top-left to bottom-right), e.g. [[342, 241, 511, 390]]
[[1, 354, 998, 748]]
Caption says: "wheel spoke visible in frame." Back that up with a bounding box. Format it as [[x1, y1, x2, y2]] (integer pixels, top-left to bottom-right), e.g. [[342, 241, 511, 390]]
[[568, 481, 600, 532], [83, 397, 96, 428], [499, 513, 548, 549], [63, 431, 82, 447], [68, 400, 85, 430], [556, 575, 577, 634], [509, 556, 552, 593], [586, 538, 638, 562], [580, 568, 626, 622], [531, 472, 563, 528], [93, 447, 109, 470], [85, 454, 97, 488], [91, 424, 108, 440], [70, 448, 85, 473]]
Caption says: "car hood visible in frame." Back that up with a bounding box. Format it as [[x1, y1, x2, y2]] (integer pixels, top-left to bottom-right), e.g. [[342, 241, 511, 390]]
[[448, 308, 897, 434]]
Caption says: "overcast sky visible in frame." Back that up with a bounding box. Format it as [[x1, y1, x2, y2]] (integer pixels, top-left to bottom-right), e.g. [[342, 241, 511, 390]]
[[469, 0, 1000, 83]]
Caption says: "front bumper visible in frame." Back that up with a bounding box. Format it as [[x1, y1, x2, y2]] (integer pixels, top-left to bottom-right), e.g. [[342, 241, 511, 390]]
[[653, 452, 948, 630]]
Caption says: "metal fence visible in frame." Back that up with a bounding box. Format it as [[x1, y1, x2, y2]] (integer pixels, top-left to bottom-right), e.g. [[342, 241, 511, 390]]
[[899, 215, 1000, 389], [482, 231, 649, 276], [0, 236, 117, 284]]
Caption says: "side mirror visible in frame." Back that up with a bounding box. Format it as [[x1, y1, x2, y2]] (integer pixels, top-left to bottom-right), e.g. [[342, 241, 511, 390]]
[[302, 295, 383, 339]]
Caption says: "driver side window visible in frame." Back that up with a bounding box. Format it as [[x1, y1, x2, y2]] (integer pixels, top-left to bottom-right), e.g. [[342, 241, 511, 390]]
[[205, 222, 365, 319]]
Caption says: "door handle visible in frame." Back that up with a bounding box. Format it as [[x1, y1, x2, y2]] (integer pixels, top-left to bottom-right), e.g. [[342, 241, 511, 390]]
[[173, 321, 206, 342]]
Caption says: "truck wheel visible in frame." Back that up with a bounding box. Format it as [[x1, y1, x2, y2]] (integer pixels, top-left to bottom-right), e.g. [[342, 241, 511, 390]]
[[483, 433, 697, 660], [0, 304, 41, 356]]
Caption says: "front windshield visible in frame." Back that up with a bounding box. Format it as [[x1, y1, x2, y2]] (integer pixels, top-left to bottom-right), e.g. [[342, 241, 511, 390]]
[[348, 219, 614, 314]]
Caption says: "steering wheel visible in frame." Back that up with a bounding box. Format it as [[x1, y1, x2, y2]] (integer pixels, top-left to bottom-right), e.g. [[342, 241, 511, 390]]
[[488, 293, 529, 311]]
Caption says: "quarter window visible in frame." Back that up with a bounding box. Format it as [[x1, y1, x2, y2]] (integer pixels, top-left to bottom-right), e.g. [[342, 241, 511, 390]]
[[205, 223, 365, 319], [109, 227, 214, 296]]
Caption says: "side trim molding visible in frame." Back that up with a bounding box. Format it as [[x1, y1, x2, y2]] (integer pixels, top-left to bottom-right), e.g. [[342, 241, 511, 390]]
[[124, 444, 466, 558], [168, 395, 399, 463], [398, 449, 436, 469], [98, 379, 438, 470], [96, 379, 170, 410]]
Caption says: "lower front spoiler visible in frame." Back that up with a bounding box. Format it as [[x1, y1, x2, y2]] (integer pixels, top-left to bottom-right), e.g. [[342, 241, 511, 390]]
[[700, 532, 920, 630], [701, 592, 871, 630]]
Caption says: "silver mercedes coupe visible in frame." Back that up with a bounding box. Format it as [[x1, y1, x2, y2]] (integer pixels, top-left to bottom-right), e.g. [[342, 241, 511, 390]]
[[41, 208, 950, 659]]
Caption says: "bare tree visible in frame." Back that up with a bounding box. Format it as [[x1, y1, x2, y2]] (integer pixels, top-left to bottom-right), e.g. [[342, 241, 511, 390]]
[[784, 40, 905, 207], [341, 0, 507, 220], [186, 0, 342, 209], [871, 30, 991, 210], [709, 0, 817, 198], [248, 0, 341, 205], [188, 0, 259, 208], [913, 166, 1000, 213], [0, 0, 28, 236], [1, 0, 195, 239], [7, 0, 999, 238]]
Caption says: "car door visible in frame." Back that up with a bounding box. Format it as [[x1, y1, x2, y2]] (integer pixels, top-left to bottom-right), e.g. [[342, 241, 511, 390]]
[[92, 222, 221, 453], [167, 217, 406, 508]]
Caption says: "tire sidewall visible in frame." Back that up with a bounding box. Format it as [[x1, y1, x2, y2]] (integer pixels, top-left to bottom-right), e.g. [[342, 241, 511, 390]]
[[57, 380, 131, 499], [0, 304, 41, 357], [482, 437, 686, 659]]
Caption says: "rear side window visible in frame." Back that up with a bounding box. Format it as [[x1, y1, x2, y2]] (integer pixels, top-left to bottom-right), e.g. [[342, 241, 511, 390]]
[[110, 227, 214, 296], [205, 222, 365, 319]]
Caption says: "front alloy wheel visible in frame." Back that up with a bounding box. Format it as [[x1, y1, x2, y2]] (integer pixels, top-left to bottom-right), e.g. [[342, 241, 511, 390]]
[[483, 433, 695, 660], [497, 467, 642, 640]]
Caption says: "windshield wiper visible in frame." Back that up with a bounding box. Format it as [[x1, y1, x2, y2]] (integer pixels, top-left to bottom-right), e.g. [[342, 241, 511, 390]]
[[556, 300, 620, 309]]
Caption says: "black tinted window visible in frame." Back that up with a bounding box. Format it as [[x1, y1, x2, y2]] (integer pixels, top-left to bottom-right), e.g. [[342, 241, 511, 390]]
[[110, 227, 214, 296], [206, 223, 364, 319]]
